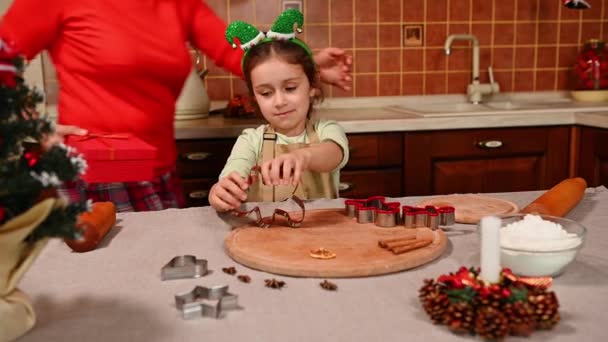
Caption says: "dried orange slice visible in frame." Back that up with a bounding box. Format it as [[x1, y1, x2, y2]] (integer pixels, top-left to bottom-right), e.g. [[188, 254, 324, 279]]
[[309, 247, 336, 259]]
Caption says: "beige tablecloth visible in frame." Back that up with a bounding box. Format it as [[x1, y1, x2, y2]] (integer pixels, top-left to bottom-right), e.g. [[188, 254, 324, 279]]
[[15, 187, 608, 341]]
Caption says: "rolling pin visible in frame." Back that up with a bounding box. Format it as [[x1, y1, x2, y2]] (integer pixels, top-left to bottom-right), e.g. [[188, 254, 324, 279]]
[[65, 202, 117, 252], [520, 177, 587, 217]]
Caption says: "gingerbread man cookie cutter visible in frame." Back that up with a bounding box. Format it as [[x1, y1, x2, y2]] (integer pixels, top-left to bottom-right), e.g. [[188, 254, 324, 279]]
[[174, 285, 239, 319], [231, 166, 306, 228], [345, 196, 455, 230]]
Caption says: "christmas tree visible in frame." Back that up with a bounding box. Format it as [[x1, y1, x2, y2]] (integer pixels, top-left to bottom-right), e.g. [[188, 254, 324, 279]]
[[0, 39, 88, 242]]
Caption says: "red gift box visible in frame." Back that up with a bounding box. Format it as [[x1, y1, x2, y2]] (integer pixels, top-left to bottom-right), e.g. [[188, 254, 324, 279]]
[[66, 134, 157, 183]]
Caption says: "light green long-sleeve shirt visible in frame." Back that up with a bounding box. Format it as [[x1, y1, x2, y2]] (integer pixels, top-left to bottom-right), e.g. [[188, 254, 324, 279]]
[[219, 119, 349, 194]]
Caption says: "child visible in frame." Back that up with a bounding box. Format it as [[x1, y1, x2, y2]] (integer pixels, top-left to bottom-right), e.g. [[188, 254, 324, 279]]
[[209, 10, 349, 212]]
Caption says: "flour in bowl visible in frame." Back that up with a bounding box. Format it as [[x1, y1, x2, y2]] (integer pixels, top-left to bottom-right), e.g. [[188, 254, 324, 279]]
[[500, 214, 582, 251]]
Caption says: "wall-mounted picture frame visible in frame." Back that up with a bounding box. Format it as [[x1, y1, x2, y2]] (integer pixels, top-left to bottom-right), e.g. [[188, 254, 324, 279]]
[[403, 25, 423, 47], [282, 0, 302, 11]]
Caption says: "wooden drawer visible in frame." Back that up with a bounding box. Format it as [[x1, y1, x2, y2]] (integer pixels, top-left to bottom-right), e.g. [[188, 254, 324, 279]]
[[181, 178, 215, 207], [339, 169, 402, 199], [345, 133, 403, 169], [404, 126, 570, 195], [176, 139, 235, 179]]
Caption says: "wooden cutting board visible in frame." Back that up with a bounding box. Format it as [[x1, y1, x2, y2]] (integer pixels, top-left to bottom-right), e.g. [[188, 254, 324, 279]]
[[417, 194, 519, 224], [224, 209, 447, 278]]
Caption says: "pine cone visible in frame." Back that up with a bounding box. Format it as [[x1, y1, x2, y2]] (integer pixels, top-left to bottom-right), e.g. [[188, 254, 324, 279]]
[[476, 292, 503, 310], [443, 302, 476, 334], [419, 279, 449, 324], [528, 291, 560, 329], [503, 301, 537, 336], [475, 306, 509, 340]]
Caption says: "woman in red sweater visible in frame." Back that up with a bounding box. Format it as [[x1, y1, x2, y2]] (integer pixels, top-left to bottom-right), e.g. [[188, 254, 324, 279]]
[[0, 0, 352, 212]]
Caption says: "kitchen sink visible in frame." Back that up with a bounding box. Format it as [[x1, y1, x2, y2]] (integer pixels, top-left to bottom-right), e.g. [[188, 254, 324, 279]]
[[385, 95, 608, 117]]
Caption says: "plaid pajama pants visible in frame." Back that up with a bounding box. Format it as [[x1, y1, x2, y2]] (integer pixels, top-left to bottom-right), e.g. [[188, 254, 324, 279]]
[[59, 168, 185, 212]]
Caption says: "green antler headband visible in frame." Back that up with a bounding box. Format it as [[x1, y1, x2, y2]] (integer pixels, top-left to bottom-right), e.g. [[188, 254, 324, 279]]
[[225, 9, 313, 68]]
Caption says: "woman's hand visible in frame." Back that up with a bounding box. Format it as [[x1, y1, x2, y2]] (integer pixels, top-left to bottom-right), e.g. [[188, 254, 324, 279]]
[[314, 47, 353, 91], [42, 124, 88, 150], [260, 150, 310, 186], [209, 172, 249, 212]]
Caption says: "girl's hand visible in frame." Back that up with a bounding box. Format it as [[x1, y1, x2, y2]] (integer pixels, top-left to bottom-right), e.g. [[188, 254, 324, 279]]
[[260, 150, 310, 186], [209, 172, 249, 212], [43, 124, 88, 150]]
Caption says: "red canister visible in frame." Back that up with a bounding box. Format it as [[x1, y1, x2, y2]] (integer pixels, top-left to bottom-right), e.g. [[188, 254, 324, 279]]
[[573, 39, 608, 90]]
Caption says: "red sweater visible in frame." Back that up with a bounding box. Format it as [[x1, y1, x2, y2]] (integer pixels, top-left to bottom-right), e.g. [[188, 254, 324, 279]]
[[0, 0, 243, 176]]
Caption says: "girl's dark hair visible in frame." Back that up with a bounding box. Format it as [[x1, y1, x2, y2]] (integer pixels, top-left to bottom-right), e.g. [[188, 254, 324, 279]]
[[243, 39, 323, 116]]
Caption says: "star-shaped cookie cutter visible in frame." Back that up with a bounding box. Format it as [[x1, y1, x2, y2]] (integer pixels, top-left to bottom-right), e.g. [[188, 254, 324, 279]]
[[161, 255, 209, 281], [345, 196, 455, 229], [174, 285, 239, 319]]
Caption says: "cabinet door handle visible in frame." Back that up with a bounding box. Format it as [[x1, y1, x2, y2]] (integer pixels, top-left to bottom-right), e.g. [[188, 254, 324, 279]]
[[338, 182, 354, 192], [188, 190, 209, 199], [476, 140, 504, 149], [183, 152, 211, 161]]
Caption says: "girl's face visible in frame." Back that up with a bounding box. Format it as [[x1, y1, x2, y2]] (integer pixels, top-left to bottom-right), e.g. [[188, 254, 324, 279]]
[[250, 56, 316, 137]]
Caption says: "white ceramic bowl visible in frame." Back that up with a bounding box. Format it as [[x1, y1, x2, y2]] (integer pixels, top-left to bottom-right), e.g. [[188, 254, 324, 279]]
[[498, 214, 586, 277]]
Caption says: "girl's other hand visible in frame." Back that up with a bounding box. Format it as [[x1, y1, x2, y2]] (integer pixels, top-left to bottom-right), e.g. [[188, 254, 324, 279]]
[[209, 172, 249, 212], [43, 124, 88, 150]]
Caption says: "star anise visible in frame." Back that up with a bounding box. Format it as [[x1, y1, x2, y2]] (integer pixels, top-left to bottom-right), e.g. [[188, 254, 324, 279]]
[[222, 267, 237, 275], [237, 275, 251, 283], [320, 280, 337, 291], [265, 278, 286, 289]]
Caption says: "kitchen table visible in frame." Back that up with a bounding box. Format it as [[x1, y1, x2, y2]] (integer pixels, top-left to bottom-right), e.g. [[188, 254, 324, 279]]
[[15, 187, 608, 341]]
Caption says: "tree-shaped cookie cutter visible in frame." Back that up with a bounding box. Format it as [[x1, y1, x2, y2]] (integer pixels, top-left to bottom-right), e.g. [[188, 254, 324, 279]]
[[161, 255, 209, 281], [345, 196, 455, 229], [174, 285, 239, 319]]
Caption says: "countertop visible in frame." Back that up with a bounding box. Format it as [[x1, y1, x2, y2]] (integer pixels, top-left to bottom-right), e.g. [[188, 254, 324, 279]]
[[16, 187, 608, 341], [174, 92, 608, 139], [45, 91, 608, 139]]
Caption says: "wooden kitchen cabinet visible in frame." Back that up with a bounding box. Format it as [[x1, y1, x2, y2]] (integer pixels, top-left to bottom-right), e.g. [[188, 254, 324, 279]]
[[339, 133, 403, 199], [577, 126, 608, 187], [175, 132, 404, 207], [403, 126, 571, 196], [176, 138, 235, 207]]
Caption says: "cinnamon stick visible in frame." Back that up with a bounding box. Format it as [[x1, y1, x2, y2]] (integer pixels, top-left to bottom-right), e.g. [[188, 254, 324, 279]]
[[378, 235, 416, 248], [391, 239, 432, 255]]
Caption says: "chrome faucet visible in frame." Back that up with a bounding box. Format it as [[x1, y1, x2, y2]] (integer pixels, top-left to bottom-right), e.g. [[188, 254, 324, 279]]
[[444, 34, 499, 104]]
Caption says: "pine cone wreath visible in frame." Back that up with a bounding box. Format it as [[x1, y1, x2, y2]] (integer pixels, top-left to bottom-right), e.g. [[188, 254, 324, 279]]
[[503, 301, 537, 336], [443, 302, 476, 334], [528, 291, 560, 330], [419, 279, 449, 324], [475, 306, 509, 340]]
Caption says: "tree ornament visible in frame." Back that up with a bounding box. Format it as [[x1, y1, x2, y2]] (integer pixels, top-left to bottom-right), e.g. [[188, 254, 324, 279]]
[[24, 151, 40, 167]]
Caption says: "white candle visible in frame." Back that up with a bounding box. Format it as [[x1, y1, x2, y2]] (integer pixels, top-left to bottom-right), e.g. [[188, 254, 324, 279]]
[[479, 216, 501, 283]]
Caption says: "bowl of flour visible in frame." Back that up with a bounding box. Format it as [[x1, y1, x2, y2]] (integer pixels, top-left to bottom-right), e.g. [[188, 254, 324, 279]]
[[499, 214, 586, 277]]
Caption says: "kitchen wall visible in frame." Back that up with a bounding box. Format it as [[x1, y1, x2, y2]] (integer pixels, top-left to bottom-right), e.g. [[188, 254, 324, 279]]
[[41, 0, 608, 104]]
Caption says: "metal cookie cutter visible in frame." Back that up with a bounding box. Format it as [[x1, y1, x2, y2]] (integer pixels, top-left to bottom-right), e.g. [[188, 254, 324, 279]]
[[345, 196, 401, 228], [175, 285, 239, 319], [161, 255, 209, 281], [403, 205, 455, 230]]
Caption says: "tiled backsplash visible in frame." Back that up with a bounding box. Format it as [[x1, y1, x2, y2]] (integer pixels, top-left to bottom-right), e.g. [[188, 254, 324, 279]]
[[42, 0, 608, 104]]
